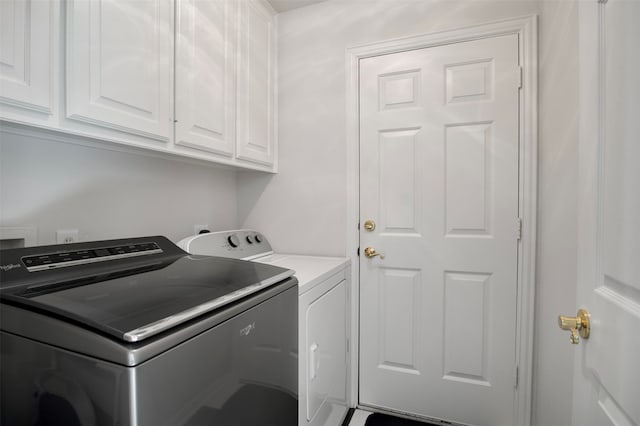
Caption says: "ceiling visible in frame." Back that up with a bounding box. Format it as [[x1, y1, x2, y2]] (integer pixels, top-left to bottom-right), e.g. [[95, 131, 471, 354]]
[[268, 0, 327, 13]]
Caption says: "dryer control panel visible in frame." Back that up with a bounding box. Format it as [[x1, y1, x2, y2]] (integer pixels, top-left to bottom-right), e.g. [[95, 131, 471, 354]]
[[178, 229, 273, 260]]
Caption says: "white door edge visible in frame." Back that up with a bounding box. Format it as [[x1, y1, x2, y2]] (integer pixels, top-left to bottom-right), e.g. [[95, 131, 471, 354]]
[[573, 1, 640, 425], [344, 14, 538, 426]]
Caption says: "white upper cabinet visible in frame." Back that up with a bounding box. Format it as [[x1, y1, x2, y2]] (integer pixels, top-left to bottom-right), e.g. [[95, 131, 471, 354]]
[[0, 0, 56, 121], [236, 0, 277, 167], [175, 0, 236, 157], [0, 0, 277, 172], [66, 0, 173, 142]]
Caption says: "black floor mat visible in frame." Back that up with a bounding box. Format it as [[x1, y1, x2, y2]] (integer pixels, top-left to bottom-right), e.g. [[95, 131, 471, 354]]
[[364, 412, 441, 426]]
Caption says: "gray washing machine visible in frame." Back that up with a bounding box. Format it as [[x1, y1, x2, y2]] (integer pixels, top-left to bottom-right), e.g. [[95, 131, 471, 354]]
[[0, 235, 298, 425]]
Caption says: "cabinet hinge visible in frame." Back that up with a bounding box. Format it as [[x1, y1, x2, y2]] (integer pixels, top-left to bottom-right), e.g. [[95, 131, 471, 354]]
[[346, 338, 350, 353], [518, 66, 523, 89], [514, 365, 519, 389], [517, 218, 522, 241]]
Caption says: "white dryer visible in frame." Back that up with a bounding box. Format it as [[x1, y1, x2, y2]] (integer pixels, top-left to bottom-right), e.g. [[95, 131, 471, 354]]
[[178, 230, 351, 426]]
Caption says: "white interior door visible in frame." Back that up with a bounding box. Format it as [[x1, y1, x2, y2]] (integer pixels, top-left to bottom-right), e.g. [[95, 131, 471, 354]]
[[359, 34, 520, 426], [572, 1, 640, 425]]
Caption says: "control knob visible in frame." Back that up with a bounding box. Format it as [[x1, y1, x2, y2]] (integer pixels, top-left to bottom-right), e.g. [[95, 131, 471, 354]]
[[227, 234, 240, 248]]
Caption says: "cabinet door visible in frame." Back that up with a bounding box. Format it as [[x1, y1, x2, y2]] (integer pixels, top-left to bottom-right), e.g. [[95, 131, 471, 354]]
[[175, 0, 235, 157], [236, 0, 276, 167], [66, 0, 172, 142], [0, 0, 55, 116]]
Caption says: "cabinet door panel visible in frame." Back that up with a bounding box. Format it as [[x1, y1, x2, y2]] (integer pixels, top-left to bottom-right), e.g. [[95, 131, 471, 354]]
[[236, 0, 275, 166], [0, 0, 54, 114], [66, 0, 172, 141], [175, 0, 235, 156]]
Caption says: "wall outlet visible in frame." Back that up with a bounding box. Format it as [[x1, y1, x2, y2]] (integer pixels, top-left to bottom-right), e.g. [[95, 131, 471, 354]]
[[194, 224, 209, 235], [57, 229, 79, 244]]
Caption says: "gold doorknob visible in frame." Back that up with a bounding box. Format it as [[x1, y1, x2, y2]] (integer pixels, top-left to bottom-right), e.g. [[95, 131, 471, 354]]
[[364, 247, 384, 259], [558, 308, 590, 344], [364, 220, 376, 232]]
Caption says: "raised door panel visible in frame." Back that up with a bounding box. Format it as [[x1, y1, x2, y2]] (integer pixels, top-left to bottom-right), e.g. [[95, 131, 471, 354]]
[[236, 0, 276, 167], [175, 0, 235, 157], [0, 0, 54, 115], [66, 0, 172, 142]]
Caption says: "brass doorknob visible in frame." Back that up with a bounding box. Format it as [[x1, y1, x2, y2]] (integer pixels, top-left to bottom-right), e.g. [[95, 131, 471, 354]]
[[558, 308, 590, 344], [364, 247, 384, 259]]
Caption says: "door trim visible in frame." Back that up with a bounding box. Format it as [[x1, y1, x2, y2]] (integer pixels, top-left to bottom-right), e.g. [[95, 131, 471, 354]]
[[345, 15, 538, 426]]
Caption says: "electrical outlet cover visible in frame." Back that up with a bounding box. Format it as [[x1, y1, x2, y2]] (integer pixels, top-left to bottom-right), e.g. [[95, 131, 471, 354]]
[[57, 229, 79, 244]]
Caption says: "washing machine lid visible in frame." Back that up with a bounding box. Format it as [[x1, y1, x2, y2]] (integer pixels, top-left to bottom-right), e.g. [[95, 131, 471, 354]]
[[0, 236, 294, 342]]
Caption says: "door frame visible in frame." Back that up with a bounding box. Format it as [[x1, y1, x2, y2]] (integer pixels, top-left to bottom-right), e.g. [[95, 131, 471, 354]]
[[345, 15, 538, 425]]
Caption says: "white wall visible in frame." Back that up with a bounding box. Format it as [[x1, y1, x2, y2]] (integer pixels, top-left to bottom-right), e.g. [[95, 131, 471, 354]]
[[238, 0, 580, 425], [0, 131, 238, 245]]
